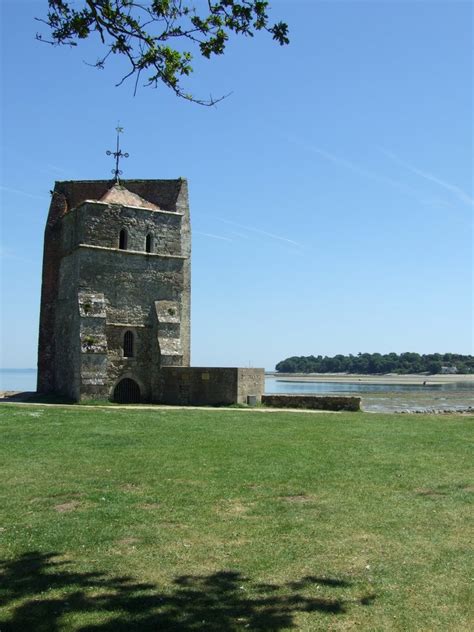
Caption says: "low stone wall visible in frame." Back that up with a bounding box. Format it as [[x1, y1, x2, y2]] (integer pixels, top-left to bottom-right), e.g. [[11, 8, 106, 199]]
[[262, 394, 361, 412], [156, 367, 264, 406], [237, 369, 265, 404]]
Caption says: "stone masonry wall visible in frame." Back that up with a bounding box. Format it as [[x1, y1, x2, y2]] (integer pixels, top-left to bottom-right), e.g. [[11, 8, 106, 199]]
[[78, 292, 109, 400], [237, 369, 265, 404], [37, 179, 191, 402], [79, 202, 183, 255], [156, 368, 265, 406], [37, 192, 69, 393]]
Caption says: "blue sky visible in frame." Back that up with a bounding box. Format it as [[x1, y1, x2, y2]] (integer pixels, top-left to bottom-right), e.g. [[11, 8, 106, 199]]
[[1, 0, 472, 370]]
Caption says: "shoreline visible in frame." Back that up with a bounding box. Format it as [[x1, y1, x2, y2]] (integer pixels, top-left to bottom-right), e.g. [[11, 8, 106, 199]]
[[266, 373, 474, 386]]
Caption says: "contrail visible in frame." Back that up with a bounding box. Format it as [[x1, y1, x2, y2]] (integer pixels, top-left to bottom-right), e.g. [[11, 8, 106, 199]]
[[0, 246, 38, 265], [0, 186, 49, 201], [46, 164, 74, 176], [285, 135, 424, 199], [381, 149, 474, 207], [194, 231, 233, 242], [217, 218, 304, 248]]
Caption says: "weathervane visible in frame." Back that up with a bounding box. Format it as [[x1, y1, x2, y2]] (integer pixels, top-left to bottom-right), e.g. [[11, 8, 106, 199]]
[[106, 124, 129, 183]]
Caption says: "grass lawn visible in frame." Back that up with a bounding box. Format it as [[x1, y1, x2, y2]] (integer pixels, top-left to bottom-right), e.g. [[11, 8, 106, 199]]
[[0, 405, 472, 631]]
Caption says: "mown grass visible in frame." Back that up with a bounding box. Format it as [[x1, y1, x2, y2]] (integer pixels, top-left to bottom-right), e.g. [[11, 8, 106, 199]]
[[0, 405, 472, 631]]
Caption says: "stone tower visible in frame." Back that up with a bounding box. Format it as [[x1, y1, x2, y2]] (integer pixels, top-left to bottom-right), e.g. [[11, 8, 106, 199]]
[[37, 179, 191, 402]]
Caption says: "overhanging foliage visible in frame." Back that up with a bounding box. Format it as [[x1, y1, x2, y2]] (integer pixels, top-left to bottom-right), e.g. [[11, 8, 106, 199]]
[[36, 1, 289, 104]]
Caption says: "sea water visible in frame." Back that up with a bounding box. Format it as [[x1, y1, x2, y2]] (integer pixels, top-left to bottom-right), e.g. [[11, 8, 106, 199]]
[[0, 369, 37, 391]]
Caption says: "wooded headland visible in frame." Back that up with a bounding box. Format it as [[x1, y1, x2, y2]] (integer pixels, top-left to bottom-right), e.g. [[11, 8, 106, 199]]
[[275, 353, 473, 374]]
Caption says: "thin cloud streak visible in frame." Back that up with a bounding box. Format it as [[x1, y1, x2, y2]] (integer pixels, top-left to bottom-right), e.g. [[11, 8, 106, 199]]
[[0, 246, 38, 265], [421, 198, 455, 209], [217, 218, 304, 248], [194, 231, 233, 242], [3, 148, 74, 179], [46, 164, 73, 176], [228, 230, 250, 240], [0, 186, 49, 201], [381, 149, 474, 207], [285, 135, 424, 199]]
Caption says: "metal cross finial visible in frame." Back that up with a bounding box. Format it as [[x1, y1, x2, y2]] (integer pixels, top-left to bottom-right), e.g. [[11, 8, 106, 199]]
[[106, 124, 129, 183]]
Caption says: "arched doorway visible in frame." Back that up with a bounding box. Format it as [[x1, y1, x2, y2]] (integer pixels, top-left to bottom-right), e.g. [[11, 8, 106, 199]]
[[113, 378, 141, 404]]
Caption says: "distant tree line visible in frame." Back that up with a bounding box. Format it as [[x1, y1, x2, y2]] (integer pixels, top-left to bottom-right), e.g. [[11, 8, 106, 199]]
[[275, 353, 474, 375]]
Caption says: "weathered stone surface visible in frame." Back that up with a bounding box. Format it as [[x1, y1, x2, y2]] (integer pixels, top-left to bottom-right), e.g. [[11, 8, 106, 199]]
[[37, 179, 191, 401], [37, 177, 263, 406], [156, 368, 265, 406], [237, 369, 265, 404]]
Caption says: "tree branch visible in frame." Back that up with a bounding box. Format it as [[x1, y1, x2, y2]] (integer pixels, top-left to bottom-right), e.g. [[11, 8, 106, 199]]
[[36, 1, 289, 105]]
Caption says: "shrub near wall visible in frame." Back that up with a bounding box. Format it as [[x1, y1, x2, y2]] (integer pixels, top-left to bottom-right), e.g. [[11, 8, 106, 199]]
[[262, 394, 361, 412]]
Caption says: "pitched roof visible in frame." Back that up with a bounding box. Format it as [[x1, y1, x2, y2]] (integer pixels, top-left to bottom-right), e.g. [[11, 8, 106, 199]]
[[99, 184, 160, 210]]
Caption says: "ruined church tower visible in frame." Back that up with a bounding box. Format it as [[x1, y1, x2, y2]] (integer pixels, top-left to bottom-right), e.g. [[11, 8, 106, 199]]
[[37, 178, 191, 402]]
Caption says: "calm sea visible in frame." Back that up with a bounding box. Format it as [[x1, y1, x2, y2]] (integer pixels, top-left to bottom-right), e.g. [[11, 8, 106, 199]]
[[1, 369, 470, 395], [0, 369, 37, 391]]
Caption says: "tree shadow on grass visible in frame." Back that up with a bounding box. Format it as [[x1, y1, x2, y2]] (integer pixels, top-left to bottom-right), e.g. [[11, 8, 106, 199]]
[[0, 552, 375, 631]]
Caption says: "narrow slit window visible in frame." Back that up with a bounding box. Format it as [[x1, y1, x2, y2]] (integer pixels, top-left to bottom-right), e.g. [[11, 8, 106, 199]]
[[145, 233, 153, 253], [119, 229, 128, 250], [123, 330, 134, 357]]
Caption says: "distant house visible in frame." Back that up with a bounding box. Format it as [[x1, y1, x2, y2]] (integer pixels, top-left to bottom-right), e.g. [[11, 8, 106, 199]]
[[441, 366, 458, 374]]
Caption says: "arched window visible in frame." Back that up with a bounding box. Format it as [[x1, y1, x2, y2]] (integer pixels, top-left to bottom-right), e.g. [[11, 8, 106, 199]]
[[119, 229, 128, 250], [145, 233, 153, 253], [123, 330, 134, 357]]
